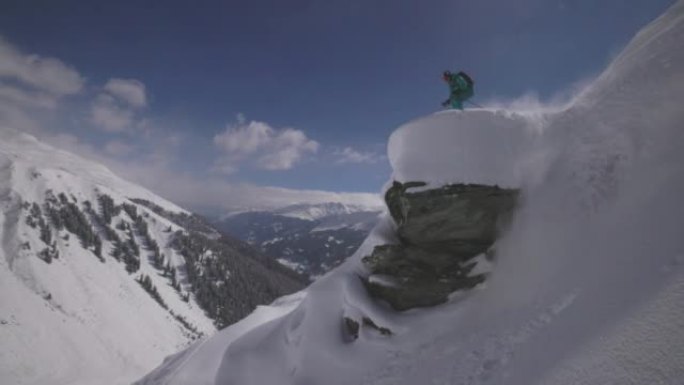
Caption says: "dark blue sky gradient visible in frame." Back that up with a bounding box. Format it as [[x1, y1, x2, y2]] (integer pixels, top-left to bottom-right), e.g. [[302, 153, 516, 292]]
[[0, 0, 675, 192]]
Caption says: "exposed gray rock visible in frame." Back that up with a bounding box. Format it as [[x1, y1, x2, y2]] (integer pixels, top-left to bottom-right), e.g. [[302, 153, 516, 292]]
[[342, 317, 360, 342], [363, 181, 518, 311], [386, 181, 518, 258], [362, 317, 392, 336], [341, 315, 392, 343]]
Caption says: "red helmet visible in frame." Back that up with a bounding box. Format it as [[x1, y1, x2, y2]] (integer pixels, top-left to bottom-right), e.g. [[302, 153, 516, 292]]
[[442, 70, 451, 81]]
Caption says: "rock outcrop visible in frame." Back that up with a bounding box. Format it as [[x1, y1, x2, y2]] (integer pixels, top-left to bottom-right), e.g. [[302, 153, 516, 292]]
[[363, 181, 518, 311]]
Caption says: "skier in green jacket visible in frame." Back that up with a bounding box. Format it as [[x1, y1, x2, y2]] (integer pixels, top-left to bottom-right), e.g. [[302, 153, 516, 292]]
[[441, 70, 474, 110]]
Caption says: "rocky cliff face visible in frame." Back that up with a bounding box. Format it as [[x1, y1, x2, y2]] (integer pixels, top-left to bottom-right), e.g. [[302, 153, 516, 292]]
[[363, 181, 518, 310]]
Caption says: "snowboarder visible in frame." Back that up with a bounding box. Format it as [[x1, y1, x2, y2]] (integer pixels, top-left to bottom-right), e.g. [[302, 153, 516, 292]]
[[441, 70, 474, 110]]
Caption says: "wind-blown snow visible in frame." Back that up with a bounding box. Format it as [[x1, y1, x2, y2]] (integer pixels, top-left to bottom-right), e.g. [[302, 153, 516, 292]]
[[138, 2, 684, 384]]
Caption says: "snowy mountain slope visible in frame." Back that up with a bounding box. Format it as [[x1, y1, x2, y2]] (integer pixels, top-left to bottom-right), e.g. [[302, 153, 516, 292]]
[[138, 2, 684, 385], [0, 127, 303, 385], [213, 203, 382, 279], [0, 130, 213, 385]]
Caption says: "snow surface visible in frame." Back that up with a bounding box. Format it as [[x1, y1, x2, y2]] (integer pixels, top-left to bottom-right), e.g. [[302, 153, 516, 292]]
[[139, 2, 684, 384], [0, 128, 215, 385], [388, 109, 546, 189]]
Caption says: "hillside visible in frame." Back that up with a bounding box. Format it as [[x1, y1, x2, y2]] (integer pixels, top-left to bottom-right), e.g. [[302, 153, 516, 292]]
[[213, 203, 381, 279], [0, 128, 304, 385]]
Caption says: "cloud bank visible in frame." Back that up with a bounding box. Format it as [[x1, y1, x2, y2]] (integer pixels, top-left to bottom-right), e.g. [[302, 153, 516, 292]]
[[213, 116, 319, 173]]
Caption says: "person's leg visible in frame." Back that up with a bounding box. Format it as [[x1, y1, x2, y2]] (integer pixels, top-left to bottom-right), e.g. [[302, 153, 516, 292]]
[[451, 98, 463, 110]]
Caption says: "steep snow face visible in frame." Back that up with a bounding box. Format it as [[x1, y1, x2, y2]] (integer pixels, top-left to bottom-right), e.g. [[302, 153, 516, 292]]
[[0, 129, 216, 385], [138, 2, 684, 385]]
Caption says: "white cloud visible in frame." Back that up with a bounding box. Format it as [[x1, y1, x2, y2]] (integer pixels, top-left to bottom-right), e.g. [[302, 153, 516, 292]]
[[0, 36, 84, 131], [0, 36, 84, 96], [257, 128, 320, 170], [214, 120, 273, 155], [91, 94, 134, 132], [213, 117, 319, 173], [103, 78, 147, 108], [90, 78, 148, 133], [0, 85, 57, 109], [333, 147, 383, 164]]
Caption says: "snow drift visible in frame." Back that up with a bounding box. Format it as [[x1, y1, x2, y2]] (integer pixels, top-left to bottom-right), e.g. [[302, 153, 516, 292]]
[[138, 1, 684, 384]]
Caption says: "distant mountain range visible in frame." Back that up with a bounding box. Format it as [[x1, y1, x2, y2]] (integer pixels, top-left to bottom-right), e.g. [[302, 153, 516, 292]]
[[211, 202, 383, 279]]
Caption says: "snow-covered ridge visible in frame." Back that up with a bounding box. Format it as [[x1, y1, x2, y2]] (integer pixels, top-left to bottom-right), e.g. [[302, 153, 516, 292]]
[[138, 1, 684, 384], [0, 126, 303, 384], [0, 127, 186, 214], [0, 132, 216, 384], [224, 201, 383, 222], [273, 202, 381, 221]]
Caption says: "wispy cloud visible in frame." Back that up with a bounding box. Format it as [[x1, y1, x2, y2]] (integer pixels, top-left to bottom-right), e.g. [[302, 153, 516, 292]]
[[91, 94, 135, 132], [103, 78, 147, 108], [213, 115, 319, 173], [0, 84, 57, 109], [333, 146, 384, 164], [0, 36, 84, 131], [0, 36, 84, 97], [90, 77, 148, 132]]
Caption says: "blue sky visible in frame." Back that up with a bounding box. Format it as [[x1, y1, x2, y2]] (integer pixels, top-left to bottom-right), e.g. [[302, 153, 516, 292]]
[[0, 0, 675, 211]]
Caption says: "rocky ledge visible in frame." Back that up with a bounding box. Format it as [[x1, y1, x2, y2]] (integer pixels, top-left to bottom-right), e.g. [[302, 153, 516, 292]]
[[362, 181, 519, 311]]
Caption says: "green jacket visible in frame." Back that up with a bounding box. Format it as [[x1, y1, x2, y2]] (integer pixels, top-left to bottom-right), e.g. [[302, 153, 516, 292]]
[[443, 72, 474, 110]]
